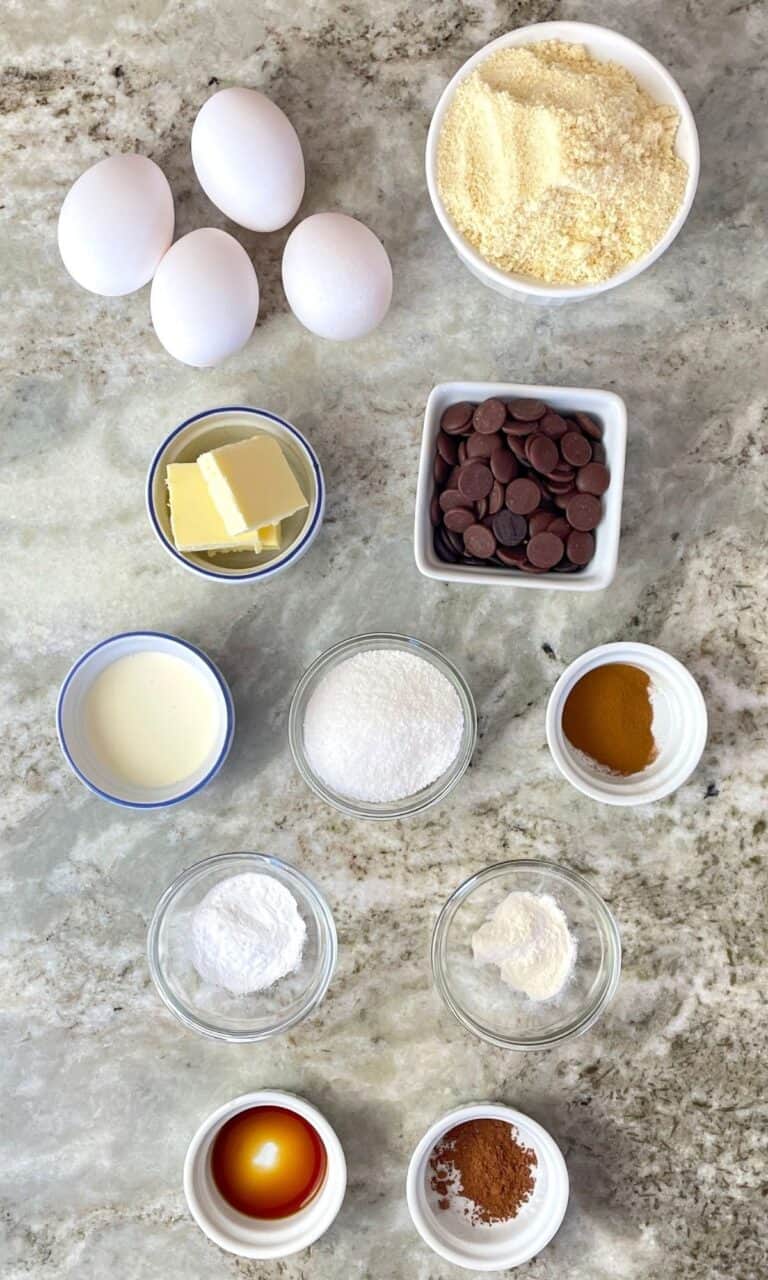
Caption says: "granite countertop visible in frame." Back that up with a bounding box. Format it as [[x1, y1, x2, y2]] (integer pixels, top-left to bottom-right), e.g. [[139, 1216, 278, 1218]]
[[1, 2, 766, 1277]]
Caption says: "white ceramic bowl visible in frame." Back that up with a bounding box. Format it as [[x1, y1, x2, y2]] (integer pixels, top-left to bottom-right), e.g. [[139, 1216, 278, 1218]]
[[147, 852, 337, 1042], [56, 631, 234, 809], [426, 21, 700, 305], [406, 1102, 569, 1271], [147, 405, 325, 583], [184, 1090, 346, 1259], [415, 381, 626, 590], [546, 642, 708, 805]]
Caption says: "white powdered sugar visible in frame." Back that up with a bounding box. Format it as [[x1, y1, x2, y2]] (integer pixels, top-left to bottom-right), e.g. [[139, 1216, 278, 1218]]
[[472, 891, 576, 1001], [190, 872, 306, 995], [303, 648, 465, 803]]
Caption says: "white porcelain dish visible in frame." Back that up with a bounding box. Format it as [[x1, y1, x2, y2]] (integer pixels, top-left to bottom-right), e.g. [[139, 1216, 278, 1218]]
[[546, 641, 708, 805], [425, 21, 700, 306], [406, 1102, 569, 1270], [415, 382, 626, 591], [147, 405, 325, 583], [147, 852, 337, 1042], [56, 631, 234, 809], [184, 1089, 346, 1259]]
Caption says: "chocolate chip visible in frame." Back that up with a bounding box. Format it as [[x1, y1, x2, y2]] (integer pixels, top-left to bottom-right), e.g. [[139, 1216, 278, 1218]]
[[458, 462, 493, 500], [474, 496, 488, 520], [567, 530, 595, 565], [505, 477, 541, 514], [547, 516, 571, 539], [528, 434, 559, 475], [507, 435, 529, 462], [436, 432, 458, 465], [566, 493, 602, 531], [575, 462, 610, 495], [430, 495, 441, 526], [561, 433, 593, 467], [443, 507, 475, 533], [527, 531, 565, 569], [466, 431, 499, 459], [438, 488, 470, 513], [509, 398, 547, 422], [463, 523, 496, 558], [443, 527, 465, 554], [457, 439, 467, 464], [552, 488, 577, 509], [573, 411, 602, 440], [492, 509, 527, 546], [490, 446, 518, 484], [441, 402, 474, 434], [503, 419, 537, 437], [434, 528, 458, 562], [591, 441, 607, 465], [473, 398, 507, 434], [497, 545, 527, 567]]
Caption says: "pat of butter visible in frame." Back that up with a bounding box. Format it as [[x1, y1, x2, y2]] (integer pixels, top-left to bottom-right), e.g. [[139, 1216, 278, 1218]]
[[198, 434, 308, 536], [167, 463, 280, 553]]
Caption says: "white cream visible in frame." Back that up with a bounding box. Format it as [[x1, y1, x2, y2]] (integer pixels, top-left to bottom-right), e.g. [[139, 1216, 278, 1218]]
[[84, 651, 219, 788]]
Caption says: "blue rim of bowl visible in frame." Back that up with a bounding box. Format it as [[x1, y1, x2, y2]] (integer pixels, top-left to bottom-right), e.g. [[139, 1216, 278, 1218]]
[[147, 852, 339, 1042], [56, 630, 235, 810], [146, 405, 325, 581]]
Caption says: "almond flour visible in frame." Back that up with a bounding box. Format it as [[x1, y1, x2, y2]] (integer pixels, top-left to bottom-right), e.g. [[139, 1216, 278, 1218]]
[[437, 40, 688, 285]]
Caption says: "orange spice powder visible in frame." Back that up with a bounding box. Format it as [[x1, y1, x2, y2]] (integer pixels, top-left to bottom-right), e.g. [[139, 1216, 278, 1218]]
[[562, 662, 657, 776]]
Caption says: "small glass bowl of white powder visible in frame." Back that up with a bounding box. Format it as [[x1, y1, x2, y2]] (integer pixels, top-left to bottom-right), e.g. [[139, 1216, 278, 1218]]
[[147, 852, 336, 1042], [288, 633, 477, 820], [432, 860, 621, 1050]]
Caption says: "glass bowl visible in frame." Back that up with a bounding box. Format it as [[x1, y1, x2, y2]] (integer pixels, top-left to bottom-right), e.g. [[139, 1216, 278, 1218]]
[[287, 633, 477, 820], [432, 860, 621, 1050], [147, 852, 337, 1042]]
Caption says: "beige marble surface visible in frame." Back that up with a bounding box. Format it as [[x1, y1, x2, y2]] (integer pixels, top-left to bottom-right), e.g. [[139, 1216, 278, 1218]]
[[1, 1, 766, 1277]]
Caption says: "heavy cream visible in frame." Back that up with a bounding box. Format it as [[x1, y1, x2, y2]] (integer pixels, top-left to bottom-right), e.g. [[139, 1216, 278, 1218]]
[[84, 650, 219, 788]]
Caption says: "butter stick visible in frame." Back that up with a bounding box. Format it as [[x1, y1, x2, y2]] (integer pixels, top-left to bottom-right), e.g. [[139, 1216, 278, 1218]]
[[167, 463, 280, 553], [197, 434, 308, 536]]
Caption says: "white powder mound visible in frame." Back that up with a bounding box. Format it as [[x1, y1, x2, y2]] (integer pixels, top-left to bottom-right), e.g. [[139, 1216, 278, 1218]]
[[303, 648, 465, 803], [190, 873, 306, 995], [472, 891, 576, 1001]]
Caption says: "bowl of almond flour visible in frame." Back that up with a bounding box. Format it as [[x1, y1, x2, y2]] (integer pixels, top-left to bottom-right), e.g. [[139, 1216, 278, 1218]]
[[426, 21, 699, 304]]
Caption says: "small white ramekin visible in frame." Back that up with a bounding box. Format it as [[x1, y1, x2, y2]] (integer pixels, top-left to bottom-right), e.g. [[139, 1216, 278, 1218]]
[[415, 381, 626, 591], [184, 1090, 346, 1260], [425, 21, 700, 305], [406, 1102, 569, 1271], [56, 631, 234, 809], [546, 642, 707, 805], [147, 405, 325, 583]]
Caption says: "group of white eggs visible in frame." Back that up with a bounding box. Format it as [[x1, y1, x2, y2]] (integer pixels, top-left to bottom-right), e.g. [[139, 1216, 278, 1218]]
[[57, 86, 394, 366]]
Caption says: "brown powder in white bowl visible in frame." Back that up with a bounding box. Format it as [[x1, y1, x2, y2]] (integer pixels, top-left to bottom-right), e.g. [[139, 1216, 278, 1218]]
[[437, 40, 688, 286]]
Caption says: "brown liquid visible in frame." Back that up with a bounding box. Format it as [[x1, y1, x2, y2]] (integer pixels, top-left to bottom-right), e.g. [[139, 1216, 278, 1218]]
[[211, 1105, 327, 1219]]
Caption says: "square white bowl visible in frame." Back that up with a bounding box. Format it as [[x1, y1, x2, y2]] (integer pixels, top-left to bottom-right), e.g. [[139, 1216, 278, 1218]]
[[414, 382, 626, 592]]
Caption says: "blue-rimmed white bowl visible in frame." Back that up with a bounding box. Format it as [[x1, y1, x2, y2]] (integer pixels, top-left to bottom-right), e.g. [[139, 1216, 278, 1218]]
[[146, 405, 324, 582], [56, 631, 235, 809]]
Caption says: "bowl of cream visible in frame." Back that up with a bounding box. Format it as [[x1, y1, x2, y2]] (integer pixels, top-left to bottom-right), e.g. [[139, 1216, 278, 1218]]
[[147, 853, 337, 1041], [56, 631, 234, 808]]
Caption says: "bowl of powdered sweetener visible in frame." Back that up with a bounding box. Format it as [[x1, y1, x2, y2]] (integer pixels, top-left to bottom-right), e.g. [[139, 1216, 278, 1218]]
[[426, 21, 699, 304], [432, 860, 621, 1050], [288, 633, 477, 820], [147, 852, 337, 1042]]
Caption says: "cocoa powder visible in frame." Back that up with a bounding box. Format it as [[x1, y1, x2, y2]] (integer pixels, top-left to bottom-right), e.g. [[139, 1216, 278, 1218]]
[[429, 1118, 537, 1225]]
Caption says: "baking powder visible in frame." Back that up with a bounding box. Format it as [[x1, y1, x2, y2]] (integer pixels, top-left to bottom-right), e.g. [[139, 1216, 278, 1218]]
[[472, 891, 576, 1000], [190, 872, 306, 995]]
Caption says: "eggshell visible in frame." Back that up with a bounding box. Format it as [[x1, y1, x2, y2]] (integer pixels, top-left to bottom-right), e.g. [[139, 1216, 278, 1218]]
[[57, 154, 174, 296], [191, 87, 305, 232], [150, 228, 259, 367], [282, 213, 392, 341]]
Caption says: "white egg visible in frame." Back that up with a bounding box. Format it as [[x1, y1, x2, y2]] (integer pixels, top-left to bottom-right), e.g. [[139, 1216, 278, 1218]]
[[57, 154, 174, 296], [150, 228, 259, 367], [282, 213, 393, 341], [191, 87, 305, 232]]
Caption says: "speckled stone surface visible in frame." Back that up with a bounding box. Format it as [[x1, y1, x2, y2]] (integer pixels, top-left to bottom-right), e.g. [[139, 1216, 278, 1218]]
[[1, 2, 766, 1277]]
